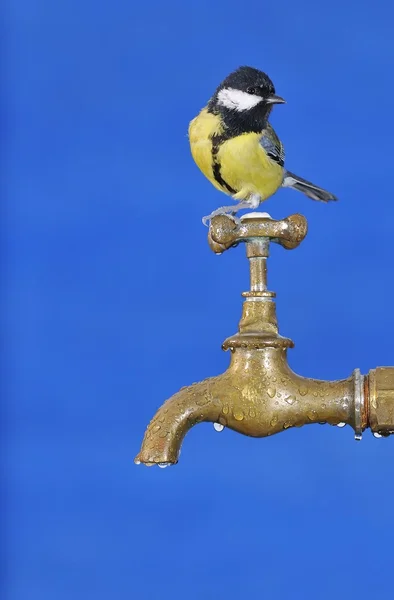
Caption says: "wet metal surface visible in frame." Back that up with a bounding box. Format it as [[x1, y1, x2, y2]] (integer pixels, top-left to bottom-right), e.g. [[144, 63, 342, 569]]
[[135, 213, 393, 466]]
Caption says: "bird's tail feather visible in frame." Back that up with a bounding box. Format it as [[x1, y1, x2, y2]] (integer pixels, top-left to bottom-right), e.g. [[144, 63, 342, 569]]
[[282, 171, 338, 203]]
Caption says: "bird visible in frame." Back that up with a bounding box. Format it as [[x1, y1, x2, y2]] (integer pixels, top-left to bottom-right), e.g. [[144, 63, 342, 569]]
[[188, 66, 337, 224]]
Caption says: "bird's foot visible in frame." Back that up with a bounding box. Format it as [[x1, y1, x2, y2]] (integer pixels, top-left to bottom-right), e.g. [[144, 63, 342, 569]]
[[202, 199, 260, 227], [202, 206, 240, 227]]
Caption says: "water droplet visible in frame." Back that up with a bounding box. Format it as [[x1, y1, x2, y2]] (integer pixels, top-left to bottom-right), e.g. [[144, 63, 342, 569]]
[[272, 377, 277, 383], [299, 385, 308, 396], [306, 411, 316, 421], [158, 463, 170, 468], [313, 392, 318, 397], [249, 408, 256, 418], [270, 416, 278, 426], [337, 422, 346, 428], [233, 409, 244, 421], [222, 404, 229, 415], [284, 395, 295, 405], [283, 421, 292, 429], [373, 432, 383, 438], [267, 387, 276, 398], [355, 433, 362, 441], [152, 424, 161, 433], [135, 460, 141, 465], [145, 462, 155, 467], [213, 422, 224, 432], [318, 422, 325, 425]]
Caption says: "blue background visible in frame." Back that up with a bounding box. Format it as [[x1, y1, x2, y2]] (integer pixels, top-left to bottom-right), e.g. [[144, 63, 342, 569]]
[[4, 0, 394, 598]]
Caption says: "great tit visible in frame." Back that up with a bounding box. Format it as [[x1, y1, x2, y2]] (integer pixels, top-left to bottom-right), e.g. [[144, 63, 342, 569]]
[[188, 66, 337, 224]]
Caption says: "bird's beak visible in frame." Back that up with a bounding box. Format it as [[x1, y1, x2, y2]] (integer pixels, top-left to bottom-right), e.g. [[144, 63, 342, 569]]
[[266, 94, 286, 105]]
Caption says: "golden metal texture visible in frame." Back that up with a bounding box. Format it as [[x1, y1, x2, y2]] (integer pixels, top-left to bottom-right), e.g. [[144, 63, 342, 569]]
[[368, 367, 394, 436], [135, 213, 393, 467], [208, 212, 308, 254]]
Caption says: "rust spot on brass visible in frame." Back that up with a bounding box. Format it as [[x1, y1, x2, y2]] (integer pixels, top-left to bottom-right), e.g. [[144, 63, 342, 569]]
[[135, 213, 394, 467]]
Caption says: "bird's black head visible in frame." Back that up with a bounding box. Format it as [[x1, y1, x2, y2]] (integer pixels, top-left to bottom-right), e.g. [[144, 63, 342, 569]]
[[208, 66, 285, 135]]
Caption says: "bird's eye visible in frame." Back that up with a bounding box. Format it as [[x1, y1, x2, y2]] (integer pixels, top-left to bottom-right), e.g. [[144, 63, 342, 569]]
[[247, 86, 258, 95]]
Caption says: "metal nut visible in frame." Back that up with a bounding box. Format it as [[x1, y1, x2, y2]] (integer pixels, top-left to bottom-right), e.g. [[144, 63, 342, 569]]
[[368, 367, 394, 436]]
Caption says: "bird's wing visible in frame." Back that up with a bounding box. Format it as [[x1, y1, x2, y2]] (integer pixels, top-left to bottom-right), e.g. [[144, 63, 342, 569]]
[[259, 124, 285, 167]]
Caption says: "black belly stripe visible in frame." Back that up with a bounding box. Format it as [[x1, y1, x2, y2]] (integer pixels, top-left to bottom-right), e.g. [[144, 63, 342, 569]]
[[211, 134, 237, 194]]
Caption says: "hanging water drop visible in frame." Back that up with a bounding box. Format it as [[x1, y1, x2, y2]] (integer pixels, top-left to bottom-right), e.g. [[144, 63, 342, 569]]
[[213, 422, 224, 432]]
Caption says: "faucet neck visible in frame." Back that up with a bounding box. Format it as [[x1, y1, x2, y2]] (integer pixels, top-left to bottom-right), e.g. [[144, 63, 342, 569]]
[[206, 212, 306, 353], [222, 236, 294, 352], [246, 238, 270, 291], [241, 237, 275, 300]]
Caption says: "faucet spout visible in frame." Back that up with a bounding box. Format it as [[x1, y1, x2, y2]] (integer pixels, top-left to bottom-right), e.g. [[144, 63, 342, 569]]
[[135, 342, 359, 466], [135, 378, 223, 466]]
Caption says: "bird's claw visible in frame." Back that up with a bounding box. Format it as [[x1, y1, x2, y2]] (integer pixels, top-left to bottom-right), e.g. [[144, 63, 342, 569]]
[[202, 209, 240, 227]]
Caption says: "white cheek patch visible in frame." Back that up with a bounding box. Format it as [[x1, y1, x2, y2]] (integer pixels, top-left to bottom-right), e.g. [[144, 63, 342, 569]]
[[217, 87, 263, 111]]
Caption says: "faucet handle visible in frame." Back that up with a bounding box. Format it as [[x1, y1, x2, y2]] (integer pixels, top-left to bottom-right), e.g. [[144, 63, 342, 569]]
[[208, 212, 308, 254]]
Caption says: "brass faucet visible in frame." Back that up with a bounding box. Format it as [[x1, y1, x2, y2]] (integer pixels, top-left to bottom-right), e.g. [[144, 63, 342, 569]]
[[135, 212, 394, 467]]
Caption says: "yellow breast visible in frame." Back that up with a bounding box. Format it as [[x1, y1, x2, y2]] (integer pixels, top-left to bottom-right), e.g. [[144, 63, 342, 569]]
[[218, 133, 283, 201], [188, 107, 284, 201]]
